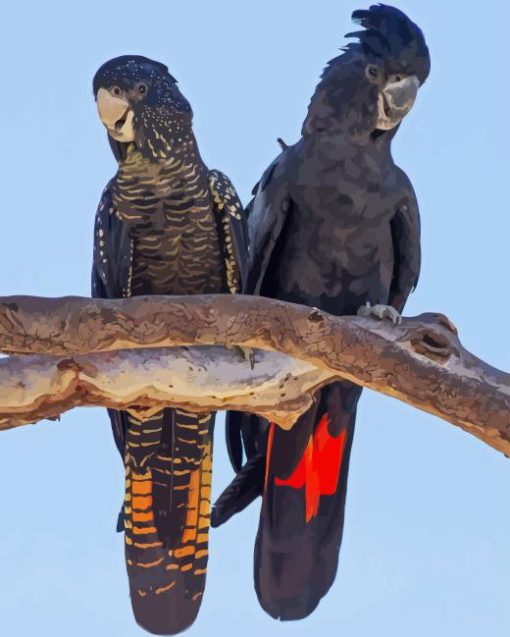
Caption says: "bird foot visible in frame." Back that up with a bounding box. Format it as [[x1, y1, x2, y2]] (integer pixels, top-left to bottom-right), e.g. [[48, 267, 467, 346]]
[[358, 302, 402, 326]]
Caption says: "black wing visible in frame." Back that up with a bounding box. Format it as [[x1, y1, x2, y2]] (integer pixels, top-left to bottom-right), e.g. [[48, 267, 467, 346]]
[[388, 173, 421, 312], [91, 180, 133, 300], [208, 169, 248, 293], [91, 180, 133, 456], [244, 151, 292, 295]]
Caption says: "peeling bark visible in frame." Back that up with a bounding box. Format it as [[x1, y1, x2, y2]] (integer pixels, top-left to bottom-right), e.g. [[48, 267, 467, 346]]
[[0, 294, 508, 456], [0, 347, 332, 430]]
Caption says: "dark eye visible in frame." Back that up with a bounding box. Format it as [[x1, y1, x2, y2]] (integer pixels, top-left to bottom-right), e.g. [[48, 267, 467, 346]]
[[138, 83, 147, 95], [111, 86, 122, 96], [366, 65, 380, 81]]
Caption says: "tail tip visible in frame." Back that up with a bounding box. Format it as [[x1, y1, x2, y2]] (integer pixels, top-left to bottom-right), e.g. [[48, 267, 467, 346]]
[[131, 588, 201, 635], [260, 595, 322, 622]]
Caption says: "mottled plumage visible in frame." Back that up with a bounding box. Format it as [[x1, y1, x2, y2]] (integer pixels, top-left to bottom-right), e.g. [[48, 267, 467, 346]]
[[213, 4, 429, 621], [91, 55, 245, 635]]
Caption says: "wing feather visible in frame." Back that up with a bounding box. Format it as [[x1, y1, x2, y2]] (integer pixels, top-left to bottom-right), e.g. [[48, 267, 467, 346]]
[[389, 173, 421, 312], [91, 180, 133, 300], [208, 170, 248, 293]]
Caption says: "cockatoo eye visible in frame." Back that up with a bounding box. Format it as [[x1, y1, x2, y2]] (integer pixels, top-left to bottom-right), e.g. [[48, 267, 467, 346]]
[[365, 64, 380, 81]]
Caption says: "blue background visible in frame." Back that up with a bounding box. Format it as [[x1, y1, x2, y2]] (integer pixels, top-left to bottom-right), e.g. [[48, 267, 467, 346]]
[[1, 1, 509, 635]]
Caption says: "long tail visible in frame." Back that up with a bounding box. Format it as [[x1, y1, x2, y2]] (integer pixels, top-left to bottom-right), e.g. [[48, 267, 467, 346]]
[[254, 381, 361, 621], [122, 408, 214, 635]]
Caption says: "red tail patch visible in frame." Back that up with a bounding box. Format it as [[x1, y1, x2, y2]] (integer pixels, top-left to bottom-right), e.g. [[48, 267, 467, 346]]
[[269, 415, 347, 522]]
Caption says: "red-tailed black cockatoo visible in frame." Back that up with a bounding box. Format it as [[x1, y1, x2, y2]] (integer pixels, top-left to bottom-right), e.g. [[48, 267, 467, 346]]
[[213, 4, 430, 622], [91, 55, 246, 634]]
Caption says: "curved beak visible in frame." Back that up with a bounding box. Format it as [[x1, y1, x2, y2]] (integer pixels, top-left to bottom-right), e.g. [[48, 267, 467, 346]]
[[376, 75, 420, 130], [96, 87, 135, 142]]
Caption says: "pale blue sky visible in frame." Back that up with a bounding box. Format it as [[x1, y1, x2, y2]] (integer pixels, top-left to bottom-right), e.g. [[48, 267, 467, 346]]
[[1, 1, 509, 636]]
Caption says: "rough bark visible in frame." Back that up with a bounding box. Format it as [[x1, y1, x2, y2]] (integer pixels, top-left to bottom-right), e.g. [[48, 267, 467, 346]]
[[0, 294, 508, 456]]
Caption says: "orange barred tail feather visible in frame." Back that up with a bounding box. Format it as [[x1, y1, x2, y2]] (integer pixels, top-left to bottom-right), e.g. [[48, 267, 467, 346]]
[[122, 409, 214, 635], [255, 381, 361, 621]]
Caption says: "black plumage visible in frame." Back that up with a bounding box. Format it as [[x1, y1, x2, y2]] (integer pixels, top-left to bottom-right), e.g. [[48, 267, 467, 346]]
[[213, 4, 430, 621], [91, 55, 246, 635]]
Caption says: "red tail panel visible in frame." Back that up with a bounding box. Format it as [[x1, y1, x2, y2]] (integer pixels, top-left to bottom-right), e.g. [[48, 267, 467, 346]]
[[270, 415, 348, 522], [315, 415, 347, 496]]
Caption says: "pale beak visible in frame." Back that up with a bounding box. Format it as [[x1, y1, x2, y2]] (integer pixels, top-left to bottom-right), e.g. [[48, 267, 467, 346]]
[[96, 87, 135, 142], [376, 75, 420, 130]]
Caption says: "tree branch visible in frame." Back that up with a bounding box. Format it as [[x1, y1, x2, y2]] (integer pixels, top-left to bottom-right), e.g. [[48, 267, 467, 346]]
[[0, 347, 332, 430], [0, 294, 508, 456]]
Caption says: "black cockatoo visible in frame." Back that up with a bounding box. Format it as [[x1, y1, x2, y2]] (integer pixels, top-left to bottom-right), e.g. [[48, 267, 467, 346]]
[[91, 56, 246, 635], [213, 4, 430, 622]]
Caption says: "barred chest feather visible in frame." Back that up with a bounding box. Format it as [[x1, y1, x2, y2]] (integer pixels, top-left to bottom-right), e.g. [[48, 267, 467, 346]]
[[112, 144, 223, 295]]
